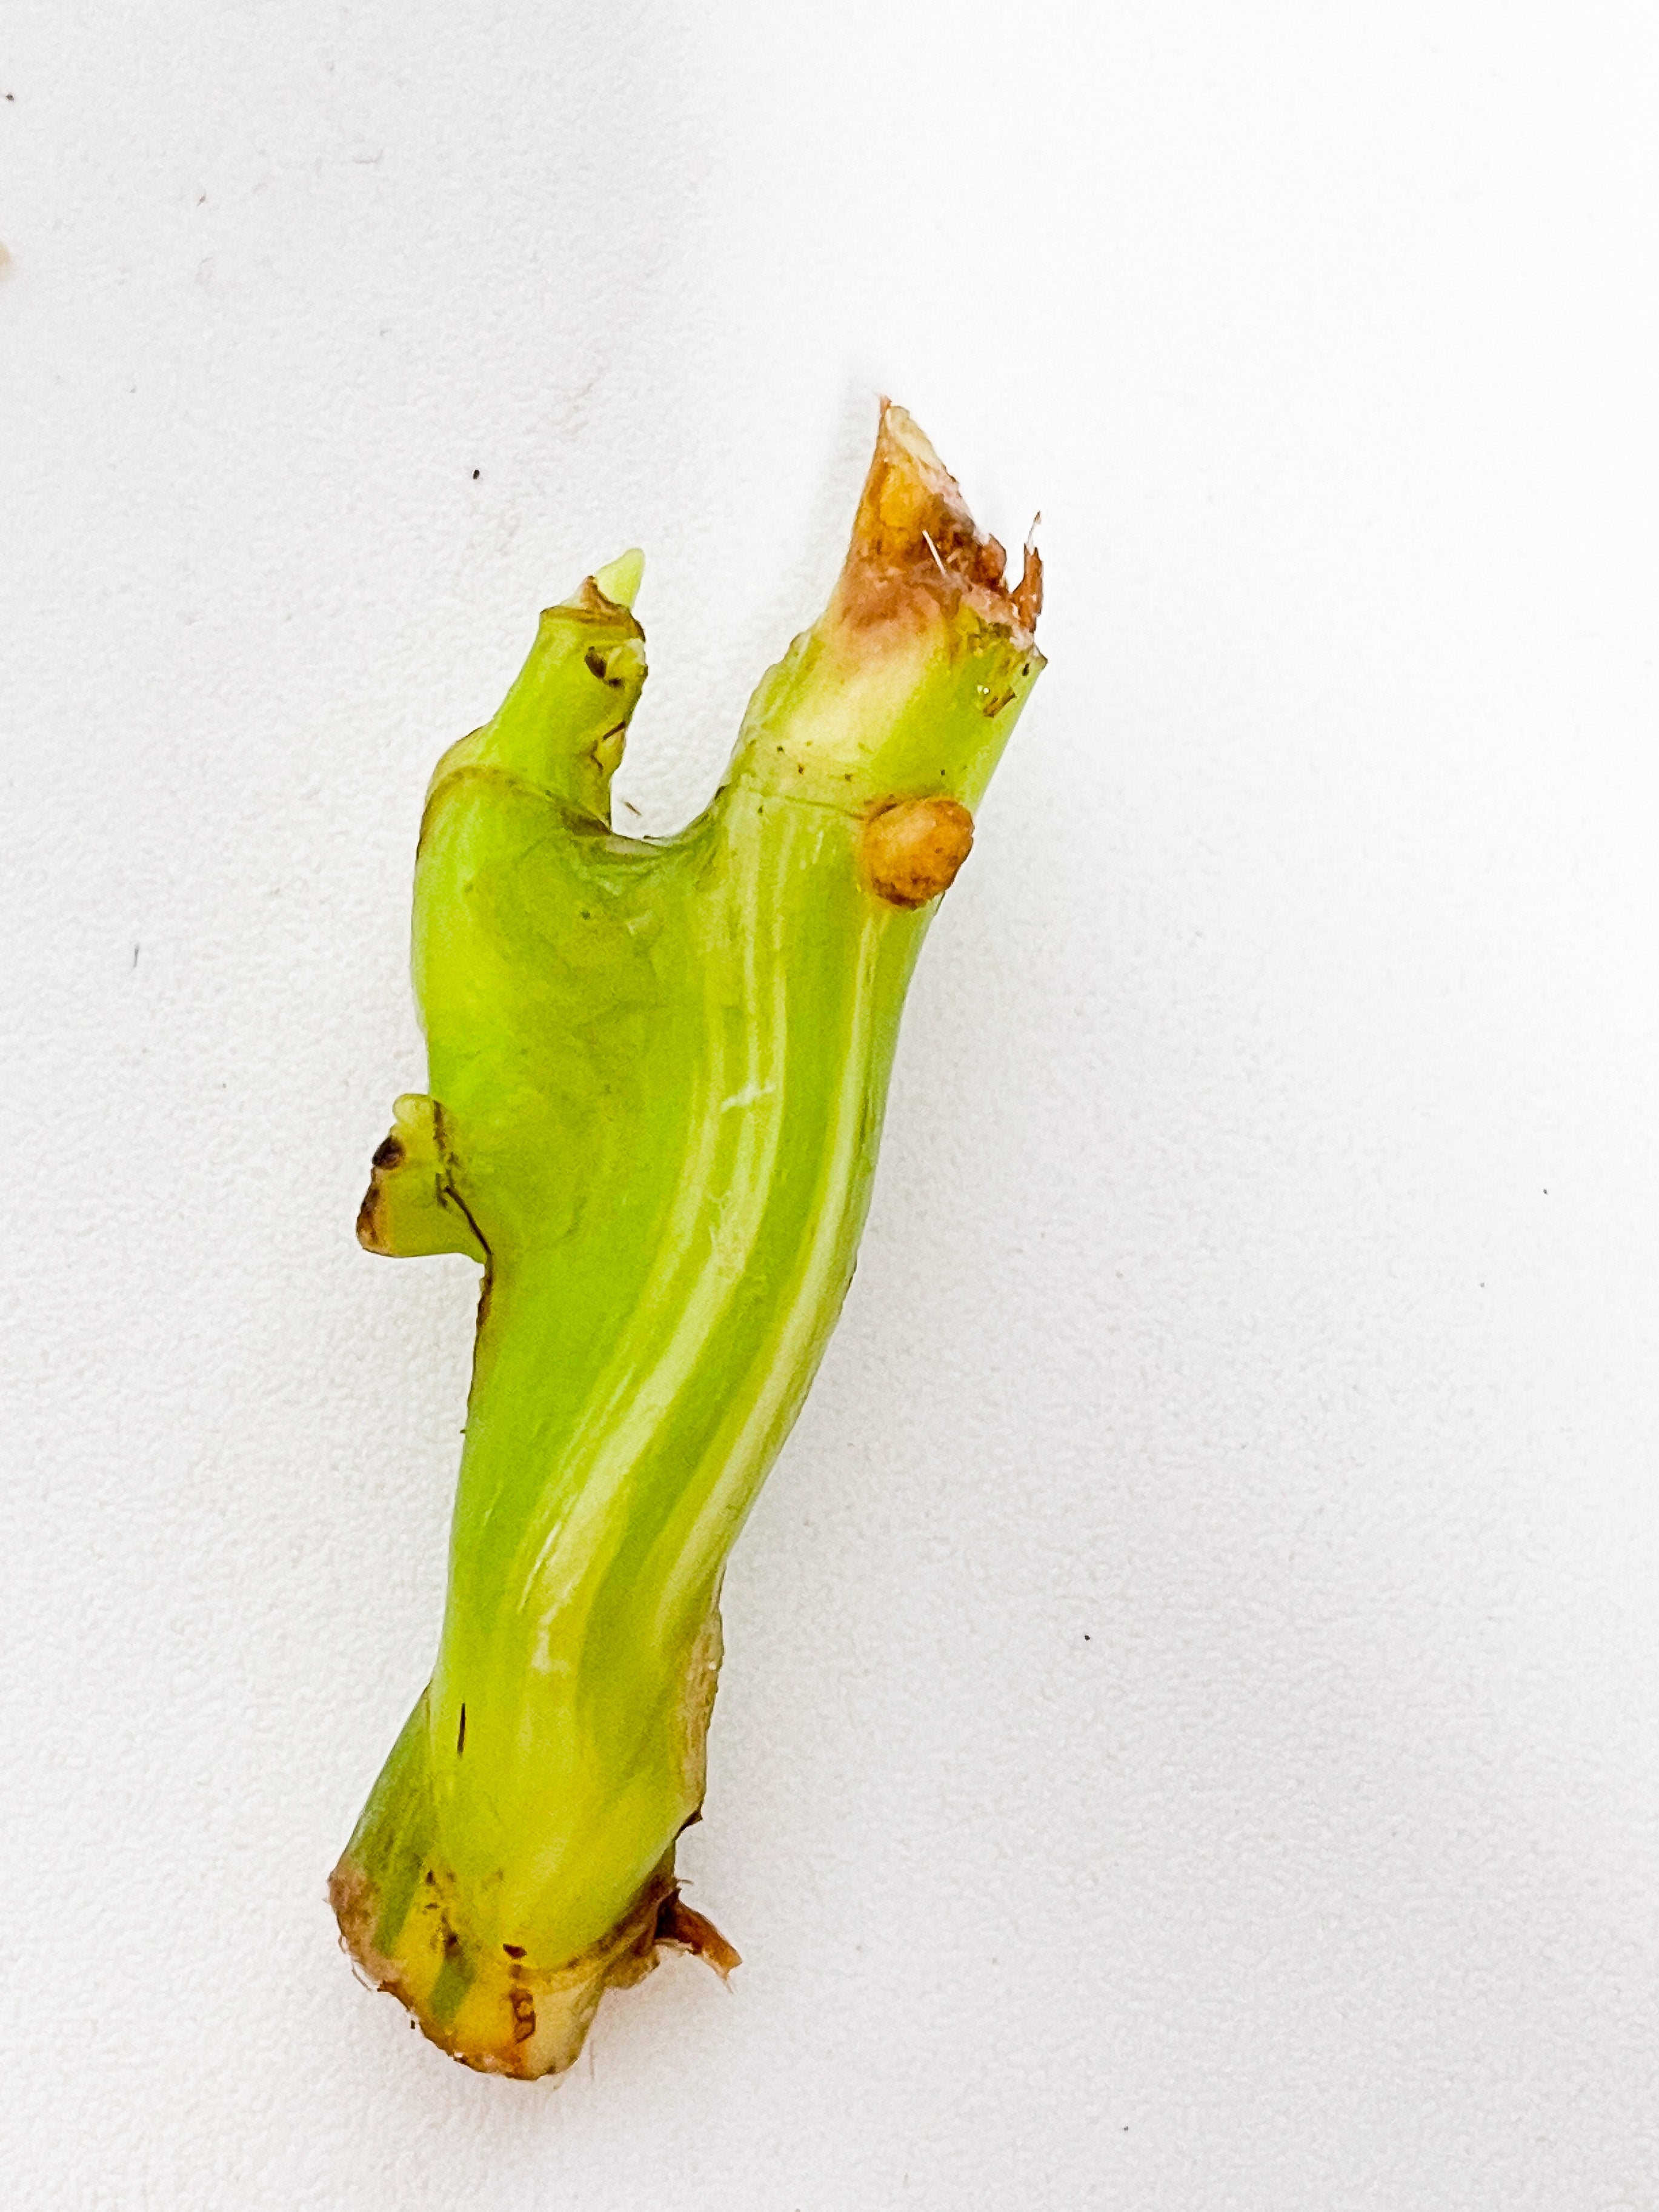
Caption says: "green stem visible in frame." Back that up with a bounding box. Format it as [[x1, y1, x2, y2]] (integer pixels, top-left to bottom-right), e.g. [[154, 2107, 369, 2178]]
[[331, 407, 1042, 2076]]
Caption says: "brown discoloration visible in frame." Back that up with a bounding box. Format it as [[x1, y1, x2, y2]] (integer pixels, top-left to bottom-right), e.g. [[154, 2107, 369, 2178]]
[[357, 1098, 491, 1265], [832, 403, 1042, 649], [355, 1183, 387, 1251], [1012, 537, 1043, 634], [565, 572, 647, 634], [330, 1843, 690, 2079], [588, 720, 628, 780], [671, 1605, 723, 1812], [655, 1890, 742, 1981], [327, 1858, 382, 1971], [439, 1151, 491, 1268], [860, 797, 976, 908]]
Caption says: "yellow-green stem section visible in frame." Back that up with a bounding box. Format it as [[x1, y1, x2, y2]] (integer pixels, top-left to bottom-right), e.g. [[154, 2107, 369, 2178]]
[[333, 407, 1042, 2076]]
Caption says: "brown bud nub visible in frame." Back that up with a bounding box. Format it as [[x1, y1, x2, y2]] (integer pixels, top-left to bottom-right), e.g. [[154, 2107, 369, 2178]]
[[860, 797, 975, 909]]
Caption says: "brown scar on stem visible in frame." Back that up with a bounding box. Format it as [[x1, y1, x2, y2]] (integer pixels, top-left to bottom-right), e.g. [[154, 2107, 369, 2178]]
[[357, 1097, 491, 1264], [355, 1184, 385, 1247], [588, 720, 628, 777], [860, 796, 975, 909], [561, 572, 647, 633], [330, 1847, 709, 2078], [832, 401, 1042, 648]]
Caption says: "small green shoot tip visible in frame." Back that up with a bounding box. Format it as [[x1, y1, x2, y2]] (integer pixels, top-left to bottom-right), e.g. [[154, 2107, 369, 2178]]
[[594, 548, 645, 608]]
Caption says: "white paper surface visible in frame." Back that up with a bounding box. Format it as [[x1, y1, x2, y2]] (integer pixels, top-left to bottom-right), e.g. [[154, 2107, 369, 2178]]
[[4, 4, 1658, 2205]]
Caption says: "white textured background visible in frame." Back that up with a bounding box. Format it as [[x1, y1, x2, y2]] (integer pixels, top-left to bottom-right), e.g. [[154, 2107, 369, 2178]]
[[4, 4, 1658, 2205]]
